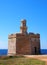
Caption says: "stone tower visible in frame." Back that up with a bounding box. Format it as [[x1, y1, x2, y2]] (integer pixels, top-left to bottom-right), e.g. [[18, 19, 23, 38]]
[[8, 19, 40, 56], [20, 19, 27, 34]]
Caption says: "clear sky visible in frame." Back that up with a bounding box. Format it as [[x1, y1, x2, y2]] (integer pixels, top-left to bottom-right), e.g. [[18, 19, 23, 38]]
[[0, 0, 47, 49]]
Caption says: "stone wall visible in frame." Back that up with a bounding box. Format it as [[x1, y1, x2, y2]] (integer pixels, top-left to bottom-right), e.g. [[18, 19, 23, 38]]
[[8, 34, 16, 56], [16, 34, 40, 55], [16, 34, 31, 55]]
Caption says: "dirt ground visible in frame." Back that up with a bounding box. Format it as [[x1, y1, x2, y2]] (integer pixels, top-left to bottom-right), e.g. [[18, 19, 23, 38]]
[[24, 55, 47, 65]]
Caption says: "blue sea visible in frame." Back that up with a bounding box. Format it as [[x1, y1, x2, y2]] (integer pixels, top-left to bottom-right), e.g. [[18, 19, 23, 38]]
[[41, 49, 47, 55], [0, 49, 8, 56], [0, 49, 47, 56]]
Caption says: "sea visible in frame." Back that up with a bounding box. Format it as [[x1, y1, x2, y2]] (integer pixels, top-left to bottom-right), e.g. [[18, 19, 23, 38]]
[[0, 49, 47, 56]]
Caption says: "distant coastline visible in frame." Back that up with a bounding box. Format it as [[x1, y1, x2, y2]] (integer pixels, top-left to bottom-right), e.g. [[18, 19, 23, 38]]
[[0, 49, 47, 56]]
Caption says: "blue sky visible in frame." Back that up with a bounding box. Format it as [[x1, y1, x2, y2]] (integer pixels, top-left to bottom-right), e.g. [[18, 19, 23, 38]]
[[0, 0, 47, 49]]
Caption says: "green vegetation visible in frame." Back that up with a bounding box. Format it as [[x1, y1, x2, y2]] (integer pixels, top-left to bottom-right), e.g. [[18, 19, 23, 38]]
[[0, 56, 45, 65]]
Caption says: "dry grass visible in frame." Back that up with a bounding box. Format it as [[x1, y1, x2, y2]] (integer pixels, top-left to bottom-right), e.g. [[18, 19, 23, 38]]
[[0, 56, 45, 65]]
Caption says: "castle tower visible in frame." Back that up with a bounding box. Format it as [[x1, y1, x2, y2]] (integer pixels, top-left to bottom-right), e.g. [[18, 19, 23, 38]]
[[8, 19, 40, 56], [20, 19, 27, 34]]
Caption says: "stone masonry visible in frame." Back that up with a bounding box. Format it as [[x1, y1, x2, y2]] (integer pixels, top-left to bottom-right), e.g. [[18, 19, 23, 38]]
[[8, 19, 40, 56]]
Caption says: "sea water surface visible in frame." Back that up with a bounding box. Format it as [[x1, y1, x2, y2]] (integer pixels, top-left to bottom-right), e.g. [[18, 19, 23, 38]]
[[0, 49, 47, 56], [0, 49, 8, 56]]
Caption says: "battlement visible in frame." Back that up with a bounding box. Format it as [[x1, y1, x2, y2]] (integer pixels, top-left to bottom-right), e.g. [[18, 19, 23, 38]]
[[29, 33, 40, 38], [8, 34, 16, 39]]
